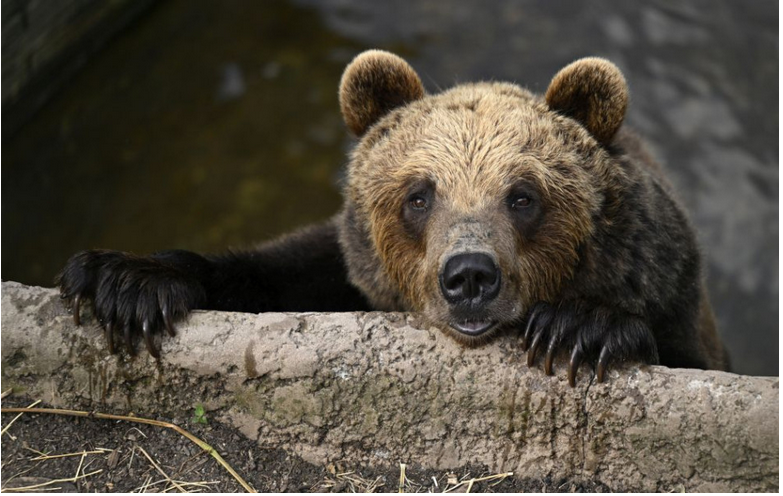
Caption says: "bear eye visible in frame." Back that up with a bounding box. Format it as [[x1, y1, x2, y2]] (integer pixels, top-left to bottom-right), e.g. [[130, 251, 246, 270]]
[[402, 182, 435, 240], [510, 195, 532, 209], [409, 196, 428, 210]]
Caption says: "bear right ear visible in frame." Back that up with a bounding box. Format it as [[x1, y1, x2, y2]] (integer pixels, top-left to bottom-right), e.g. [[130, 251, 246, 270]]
[[339, 50, 425, 137], [545, 57, 629, 146]]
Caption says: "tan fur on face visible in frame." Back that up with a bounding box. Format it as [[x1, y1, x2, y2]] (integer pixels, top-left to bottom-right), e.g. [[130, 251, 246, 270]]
[[342, 81, 612, 334]]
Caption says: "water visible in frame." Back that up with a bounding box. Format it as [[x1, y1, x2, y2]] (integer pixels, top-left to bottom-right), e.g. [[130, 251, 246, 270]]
[[2, 0, 777, 375]]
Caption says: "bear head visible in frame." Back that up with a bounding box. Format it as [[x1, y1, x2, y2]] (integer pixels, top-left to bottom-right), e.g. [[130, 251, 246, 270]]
[[338, 50, 629, 345]]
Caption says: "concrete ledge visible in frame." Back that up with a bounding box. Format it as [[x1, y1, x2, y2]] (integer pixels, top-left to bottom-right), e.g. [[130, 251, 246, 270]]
[[1, 281, 778, 491]]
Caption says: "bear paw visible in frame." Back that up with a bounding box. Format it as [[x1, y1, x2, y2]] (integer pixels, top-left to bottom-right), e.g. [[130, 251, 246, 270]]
[[56, 250, 205, 358], [520, 301, 659, 387]]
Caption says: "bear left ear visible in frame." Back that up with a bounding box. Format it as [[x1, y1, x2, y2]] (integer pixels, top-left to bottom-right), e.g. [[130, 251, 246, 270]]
[[339, 50, 425, 137], [545, 57, 629, 146]]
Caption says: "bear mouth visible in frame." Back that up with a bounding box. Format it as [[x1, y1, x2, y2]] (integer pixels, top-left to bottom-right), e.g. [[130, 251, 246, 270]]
[[449, 319, 497, 336]]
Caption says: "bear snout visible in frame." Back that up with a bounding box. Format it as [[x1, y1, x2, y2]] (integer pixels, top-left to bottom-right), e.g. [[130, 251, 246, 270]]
[[439, 252, 501, 306]]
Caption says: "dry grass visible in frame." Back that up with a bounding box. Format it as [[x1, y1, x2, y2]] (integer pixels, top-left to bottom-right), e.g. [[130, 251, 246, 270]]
[[1, 404, 255, 493], [1, 443, 223, 493], [2, 448, 103, 492], [2, 397, 515, 493], [318, 461, 513, 493]]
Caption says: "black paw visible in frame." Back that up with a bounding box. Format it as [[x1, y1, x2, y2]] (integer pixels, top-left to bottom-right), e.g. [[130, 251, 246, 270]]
[[56, 250, 206, 358], [520, 301, 658, 387]]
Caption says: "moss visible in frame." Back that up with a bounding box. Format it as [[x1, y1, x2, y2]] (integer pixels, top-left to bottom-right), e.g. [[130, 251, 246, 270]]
[[0, 381, 26, 396], [232, 385, 269, 418]]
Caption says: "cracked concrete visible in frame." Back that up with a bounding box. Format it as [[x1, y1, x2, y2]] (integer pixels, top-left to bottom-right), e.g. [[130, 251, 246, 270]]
[[1, 282, 778, 491]]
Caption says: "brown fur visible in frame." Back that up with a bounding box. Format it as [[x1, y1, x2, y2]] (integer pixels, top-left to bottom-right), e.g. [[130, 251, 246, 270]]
[[340, 55, 614, 338], [56, 50, 727, 373], [339, 50, 425, 136], [545, 57, 629, 146], [337, 50, 727, 370]]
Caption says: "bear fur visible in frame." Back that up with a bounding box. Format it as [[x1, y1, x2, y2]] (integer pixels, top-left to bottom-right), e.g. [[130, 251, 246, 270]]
[[57, 50, 729, 385]]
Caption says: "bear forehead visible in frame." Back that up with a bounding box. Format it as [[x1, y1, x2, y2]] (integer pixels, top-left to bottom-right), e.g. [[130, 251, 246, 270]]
[[368, 82, 593, 160], [354, 82, 597, 204], [394, 82, 546, 134]]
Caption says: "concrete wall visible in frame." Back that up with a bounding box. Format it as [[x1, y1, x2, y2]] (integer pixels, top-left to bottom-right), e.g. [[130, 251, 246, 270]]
[[1, 282, 778, 492]]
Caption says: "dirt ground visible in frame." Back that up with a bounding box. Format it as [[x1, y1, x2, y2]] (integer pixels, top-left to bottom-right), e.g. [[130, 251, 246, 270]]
[[1, 395, 610, 493]]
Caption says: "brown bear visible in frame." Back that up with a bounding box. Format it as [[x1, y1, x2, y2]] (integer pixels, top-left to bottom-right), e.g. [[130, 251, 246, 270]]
[[57, 50, 730, 386]]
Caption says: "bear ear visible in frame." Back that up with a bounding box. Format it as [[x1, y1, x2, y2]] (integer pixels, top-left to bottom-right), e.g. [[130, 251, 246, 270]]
[[339, 50, 425, 137], [545, 57, 629, 146]]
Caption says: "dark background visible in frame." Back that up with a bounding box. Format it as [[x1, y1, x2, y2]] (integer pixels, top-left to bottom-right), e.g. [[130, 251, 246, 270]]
[[2, 0, 778, 376]]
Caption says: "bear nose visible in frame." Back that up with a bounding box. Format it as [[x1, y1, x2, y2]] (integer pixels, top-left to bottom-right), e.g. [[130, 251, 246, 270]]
[[439, 253, 501, 305]]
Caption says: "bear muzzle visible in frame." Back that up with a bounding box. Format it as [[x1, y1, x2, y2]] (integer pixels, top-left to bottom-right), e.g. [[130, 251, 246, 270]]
[[439, 252, 501, 336], [440, 252, 501, 303]]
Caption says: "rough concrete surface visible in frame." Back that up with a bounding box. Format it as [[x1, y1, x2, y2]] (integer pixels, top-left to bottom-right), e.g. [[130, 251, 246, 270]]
[[1, 281, 778, 491]]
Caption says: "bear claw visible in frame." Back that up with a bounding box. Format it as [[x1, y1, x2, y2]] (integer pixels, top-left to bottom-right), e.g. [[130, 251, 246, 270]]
[[544, 334, 560, 375], [568, 347, 583, 387], [142, 320, 159, 359], [520, 301, 658, 387], [104, 322, 116, 354], [55, 249, 206, 359], [72, 293, 82, 326], [161, 307, 176, 337], [596, 346, 611, 383]]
